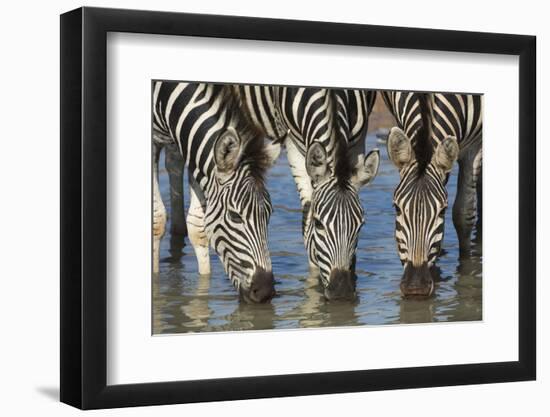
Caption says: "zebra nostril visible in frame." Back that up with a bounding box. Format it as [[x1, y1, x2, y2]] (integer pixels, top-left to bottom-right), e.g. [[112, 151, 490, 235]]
[[240, 260, 253, 270]]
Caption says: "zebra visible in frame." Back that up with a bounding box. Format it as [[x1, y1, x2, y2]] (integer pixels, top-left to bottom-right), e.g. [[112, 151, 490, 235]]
[[234, 85, 380, 301], [152, 81, 281, 303], [381, 91, 483, 297]]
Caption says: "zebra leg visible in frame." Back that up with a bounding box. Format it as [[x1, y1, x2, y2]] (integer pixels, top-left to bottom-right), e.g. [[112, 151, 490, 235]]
[[473, 149, 483, 244], [285, 138, 318, 272], [285, 139, 313, 219], [165, 143, 187, 261], [165, 143, 187, 237], [186, 182, 211, 275], [152, 143, 167, 274], [452, 150, 479, 258]]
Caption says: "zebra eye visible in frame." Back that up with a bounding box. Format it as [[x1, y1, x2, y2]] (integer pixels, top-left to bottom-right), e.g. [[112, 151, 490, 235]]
[[314, 218, 323, 230], [393, 204, 402, 216], [228, 210, 243, 223]]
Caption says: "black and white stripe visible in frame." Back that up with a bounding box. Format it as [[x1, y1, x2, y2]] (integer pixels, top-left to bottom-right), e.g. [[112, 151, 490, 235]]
[[236, 86, 373, 156], [382, 92, 482, 151]]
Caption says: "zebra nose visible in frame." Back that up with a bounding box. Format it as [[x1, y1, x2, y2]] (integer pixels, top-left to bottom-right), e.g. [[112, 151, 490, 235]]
[[401, 262, 434, 298], [240, 268, 275, 303], [324, 269, 357, 301]]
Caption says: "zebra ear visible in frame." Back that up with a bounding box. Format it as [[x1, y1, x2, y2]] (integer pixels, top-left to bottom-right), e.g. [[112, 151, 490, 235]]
[[214, 128, 243, 177], [387, 127, 413, 171], [306, 142, 330, 185], [433, 136, 459, 174], [352, 149, 380, 190]]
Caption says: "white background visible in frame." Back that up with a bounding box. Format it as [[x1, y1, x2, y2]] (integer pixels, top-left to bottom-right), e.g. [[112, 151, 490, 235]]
[[0, 0, 546, 415], [108, 34, 518, 384]]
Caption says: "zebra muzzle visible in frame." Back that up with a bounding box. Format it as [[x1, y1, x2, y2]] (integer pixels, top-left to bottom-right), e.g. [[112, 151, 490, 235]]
[[324, 269, 357, 302], [239, 268, 275, 304], [400, 262, 435, 298]]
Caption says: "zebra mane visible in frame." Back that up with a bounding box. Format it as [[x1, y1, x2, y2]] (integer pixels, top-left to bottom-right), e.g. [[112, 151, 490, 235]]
[[413, 93, 435, 177], [223, 87, 272, 184], [331, 91, 354, 188], [240, 134, 274, 185]]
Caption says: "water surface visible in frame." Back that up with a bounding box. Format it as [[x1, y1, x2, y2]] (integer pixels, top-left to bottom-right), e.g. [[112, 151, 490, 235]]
[[153, 134, 482, 334]]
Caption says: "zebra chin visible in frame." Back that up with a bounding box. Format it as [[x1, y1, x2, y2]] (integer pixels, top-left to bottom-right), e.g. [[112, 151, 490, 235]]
[[323, 269, 357, 302], [400, 262, 435, 298], [238, 267, 276, 304]]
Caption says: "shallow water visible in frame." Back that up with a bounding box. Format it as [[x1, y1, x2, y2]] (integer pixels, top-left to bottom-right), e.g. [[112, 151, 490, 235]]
[[153, 135, 482, 334]]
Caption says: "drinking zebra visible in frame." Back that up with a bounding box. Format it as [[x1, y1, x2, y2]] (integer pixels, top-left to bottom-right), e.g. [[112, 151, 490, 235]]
[[153, 81, 281, 303], [381, 91, 483, 297], [234, 85, 380, 301]]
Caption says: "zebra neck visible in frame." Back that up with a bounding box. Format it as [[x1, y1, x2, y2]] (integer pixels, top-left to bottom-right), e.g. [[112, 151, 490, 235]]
[[188, 164, 215, 207]]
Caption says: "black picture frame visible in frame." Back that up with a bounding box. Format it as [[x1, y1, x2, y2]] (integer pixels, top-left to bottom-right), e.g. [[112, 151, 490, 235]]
[[60, 6, 536, 410]]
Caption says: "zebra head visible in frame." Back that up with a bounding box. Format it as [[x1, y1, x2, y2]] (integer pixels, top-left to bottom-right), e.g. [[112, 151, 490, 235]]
[[205, 123, 281, 303], [305, 141, 380, 301], [387, 126, 459, 297]]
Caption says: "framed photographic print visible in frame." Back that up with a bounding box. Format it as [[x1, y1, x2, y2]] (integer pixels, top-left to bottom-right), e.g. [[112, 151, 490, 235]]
[[60, 6, 536, 410]]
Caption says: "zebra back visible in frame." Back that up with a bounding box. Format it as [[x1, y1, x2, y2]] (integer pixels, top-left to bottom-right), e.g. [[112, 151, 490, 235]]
[[381, 91, 483, 157], [154, 82, 270, 189]]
